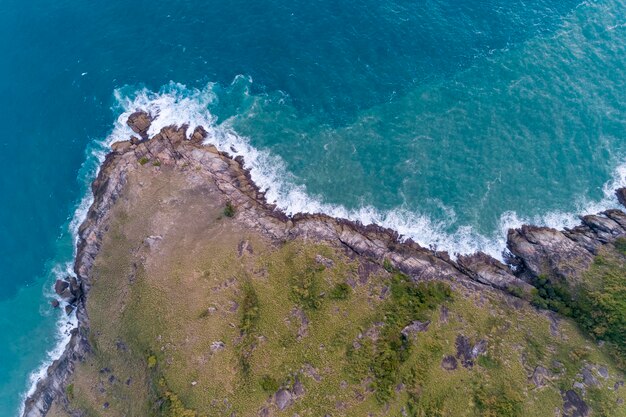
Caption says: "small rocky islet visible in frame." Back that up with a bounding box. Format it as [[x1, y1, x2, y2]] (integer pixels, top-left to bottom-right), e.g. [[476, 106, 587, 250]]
[[25, 112, 626, 417]]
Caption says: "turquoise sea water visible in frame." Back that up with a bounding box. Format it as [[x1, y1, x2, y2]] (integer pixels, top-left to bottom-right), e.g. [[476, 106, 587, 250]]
[[1, 0, 626, 414]]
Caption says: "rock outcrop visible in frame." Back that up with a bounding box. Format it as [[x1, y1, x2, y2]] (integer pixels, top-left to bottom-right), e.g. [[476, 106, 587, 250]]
[[23, 112, 626, 416]]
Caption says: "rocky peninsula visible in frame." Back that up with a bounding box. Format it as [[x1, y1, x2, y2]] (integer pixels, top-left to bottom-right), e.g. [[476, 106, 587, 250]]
[[23, 112, 626, 417]]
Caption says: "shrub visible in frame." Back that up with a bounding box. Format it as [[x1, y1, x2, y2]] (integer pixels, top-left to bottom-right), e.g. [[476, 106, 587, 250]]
[[147, 355, 157, 369], [152, 160, 161, 167], [290, 265, 324, 310], [223, 201, 235, 218], [259, 375, 280, 393], [329, 282, 351, 300], [138, 157, 150, 165], [65, 383, 74, 401], [383, 258, 394, 273], [345, 273, 452, 404]]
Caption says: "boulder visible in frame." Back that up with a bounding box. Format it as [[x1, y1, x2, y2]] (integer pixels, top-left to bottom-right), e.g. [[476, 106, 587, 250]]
[[50, 299, 60, 308], [401, 320, 430, 338], [64, 305, 74, 315], [190, 126, 207, 144], [54, 279, 69, 296], [274, 389, 292, 410], [562, 390, 589, 417], [530, 366, 551, 387], [126, 111, 151, 140]]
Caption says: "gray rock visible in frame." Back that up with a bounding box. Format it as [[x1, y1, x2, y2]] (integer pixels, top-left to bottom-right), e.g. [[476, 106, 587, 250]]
[[441, 355, 458, 371], [456, 252, 532, 291], [401, 320, 430, 338], [562, 390, 589, 417], [531, 366, 551, 387], [210, 341, 225, 352], [582, 367, 598, 387], [597, 366, 609, 379], [54, 279, 69, 297], [275, 389, 292, 410]]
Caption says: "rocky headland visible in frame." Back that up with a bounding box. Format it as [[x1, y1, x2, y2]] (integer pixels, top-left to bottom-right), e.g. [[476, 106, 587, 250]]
[[23, 112, 626, 417]]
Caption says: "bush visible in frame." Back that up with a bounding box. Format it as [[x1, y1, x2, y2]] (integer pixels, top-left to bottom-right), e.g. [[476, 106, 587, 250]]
[[223, 201, 235, 218], [383, 258, 394, 272], [65, 383, 74, 401], [147, 355, 157, 369], [259, 375, 280, 393], [290, 265, 324, 310], [152, 160, 161, 167], [138, 157, 150, 165], [329, 282, 351, 300], [345, 273, 452, 404]]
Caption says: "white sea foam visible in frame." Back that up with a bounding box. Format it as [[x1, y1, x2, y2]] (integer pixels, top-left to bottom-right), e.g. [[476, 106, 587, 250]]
[[111, 82, 626, 260]]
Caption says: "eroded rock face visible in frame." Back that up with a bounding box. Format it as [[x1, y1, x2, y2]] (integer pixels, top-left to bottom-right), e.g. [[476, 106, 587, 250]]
[[456, 252, 531, 291], [507, 225, 594, 282]]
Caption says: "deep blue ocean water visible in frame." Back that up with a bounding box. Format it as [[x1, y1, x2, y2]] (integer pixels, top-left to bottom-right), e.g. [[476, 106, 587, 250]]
[[1, 0, 626, 414]]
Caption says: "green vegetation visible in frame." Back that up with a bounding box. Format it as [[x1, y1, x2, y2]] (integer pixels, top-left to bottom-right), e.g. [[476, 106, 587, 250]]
[[576, 253, 626, 368], [239, 280, 260, 375], [348, 273, 452, 403], [152, 160, 162, 167], [223, 201, 235, 217], [528, 248, 626, 369], [329, 282, 351, 300], [147, 354, 157, 369], [138, 157, 150, 165], [472, 380, 522, 417], [65, 384, 74, 401], [259, 375, 280, 393], [289, 264, 324, 310]]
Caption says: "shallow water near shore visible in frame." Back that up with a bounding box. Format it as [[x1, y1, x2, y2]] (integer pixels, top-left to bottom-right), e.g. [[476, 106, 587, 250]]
[[1, 0, 626, 414]]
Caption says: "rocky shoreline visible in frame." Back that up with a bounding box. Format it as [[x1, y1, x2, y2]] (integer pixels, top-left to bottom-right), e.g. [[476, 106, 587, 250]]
[[22, 111, 626, 417]]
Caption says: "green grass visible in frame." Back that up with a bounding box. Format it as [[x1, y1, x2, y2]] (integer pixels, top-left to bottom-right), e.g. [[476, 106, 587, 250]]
[[138, 157, 150, 165]]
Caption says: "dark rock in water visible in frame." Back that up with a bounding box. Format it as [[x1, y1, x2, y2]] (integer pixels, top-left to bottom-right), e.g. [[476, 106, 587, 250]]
[[190, 126, 207, 144], [441, 355, 458, 371], [401, 320, 430, 338], [562, 389, 589, 417], [126, 111, 151, 140], [531, 366, 551, 387], [616, 188, 626, 208], [69, 276, 81, 297], [274, 389, 292, 410], [456, 252, 531, 291], [54, 279, 69, 296], [50, 299, 60, 308], [64, 305, 74, 315]]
